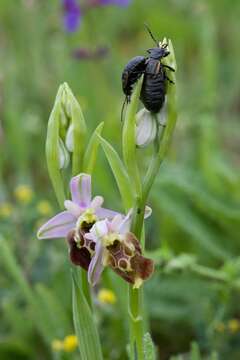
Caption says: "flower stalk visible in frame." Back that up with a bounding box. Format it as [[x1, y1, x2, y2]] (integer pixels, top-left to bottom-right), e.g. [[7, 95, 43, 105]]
[[123, 38, 177, 360], [122, 76, 143, 197]]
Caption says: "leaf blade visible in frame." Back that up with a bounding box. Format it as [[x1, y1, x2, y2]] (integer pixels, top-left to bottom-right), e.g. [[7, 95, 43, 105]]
[[83, 122, 104, 174], [99, 135, 134, 211], [72, 269, 103, 360]]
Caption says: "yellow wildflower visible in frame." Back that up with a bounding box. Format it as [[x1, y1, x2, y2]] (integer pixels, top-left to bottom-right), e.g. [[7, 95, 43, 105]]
[[14, 185, 33, 204], [214, 322, 225, 333], [63, 335, 78, 352], [37, 200, 53, 216], [0, 202, 13, 218], [51, 339, 63, 352], [97, 288, 117, 305], [228, 319, 240, 333]]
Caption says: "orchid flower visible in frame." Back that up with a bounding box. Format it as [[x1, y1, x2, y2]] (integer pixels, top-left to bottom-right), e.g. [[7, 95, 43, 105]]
[[37, 173, 117, 240], [85, 211, 154, 288]]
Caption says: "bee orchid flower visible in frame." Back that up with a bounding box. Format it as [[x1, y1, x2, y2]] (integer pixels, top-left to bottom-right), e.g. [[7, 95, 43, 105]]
[[85, 211, 154, 288]]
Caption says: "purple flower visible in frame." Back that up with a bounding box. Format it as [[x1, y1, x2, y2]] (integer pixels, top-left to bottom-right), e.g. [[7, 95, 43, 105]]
[[37, 172, 153, 288], [62, 0, 81, 32], [37, 173, 117, 240], [97, 0, 131, 6], [85, 208, 153, 287], [62, 0, 131, 33]]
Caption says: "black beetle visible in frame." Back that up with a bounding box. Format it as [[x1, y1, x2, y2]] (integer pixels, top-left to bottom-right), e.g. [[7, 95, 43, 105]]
[[121, 25, 175, 118]]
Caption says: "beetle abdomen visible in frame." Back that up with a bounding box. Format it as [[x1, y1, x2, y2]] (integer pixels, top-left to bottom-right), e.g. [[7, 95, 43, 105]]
[[140, 66, 166, 113], [122, 56, 146, 97]]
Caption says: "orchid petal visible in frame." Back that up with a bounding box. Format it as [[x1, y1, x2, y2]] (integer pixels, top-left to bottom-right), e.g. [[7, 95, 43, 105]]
[[88, 242, 104, 286], [90, 196, 104, 210], [144, 206, 152, 219], [37, 211, 76, 239], [109, 214, 124, 232], [95, 207, 120, 220], [84, 232, 95, 242], [70, 173, 91, 207], [90, 220, 109, 239], [118, 210, 132, 234], [64, 200, 81, 217], [116, 206, 151, 234]]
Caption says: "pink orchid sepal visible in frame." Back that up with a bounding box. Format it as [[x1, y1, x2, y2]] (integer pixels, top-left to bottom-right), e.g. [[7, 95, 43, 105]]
[[37, 173, 118, 240]]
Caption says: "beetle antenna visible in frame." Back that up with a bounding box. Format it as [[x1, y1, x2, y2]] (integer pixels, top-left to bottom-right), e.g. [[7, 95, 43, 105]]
[[144, 23, 159, 47]]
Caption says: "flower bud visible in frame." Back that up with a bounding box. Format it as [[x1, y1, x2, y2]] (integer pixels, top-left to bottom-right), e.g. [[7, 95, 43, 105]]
[[156, 96, 168, 127], [135, 108, 157, 147], [58, 138, 70, 169], [46, 83, 87, 206], [65, 123, 74, 152]]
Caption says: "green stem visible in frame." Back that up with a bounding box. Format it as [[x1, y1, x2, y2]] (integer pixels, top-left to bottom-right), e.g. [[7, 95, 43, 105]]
[[129, 286, 144, 360], [122, 78, 143, 197], [143, 107, 177, 201], [128, 198, 146, 360]]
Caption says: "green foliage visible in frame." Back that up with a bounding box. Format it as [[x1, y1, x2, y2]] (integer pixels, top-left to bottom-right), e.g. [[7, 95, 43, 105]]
[[99, 135, 134, 211], [83, 122, 104, 174], [72, 269, 103, 360]]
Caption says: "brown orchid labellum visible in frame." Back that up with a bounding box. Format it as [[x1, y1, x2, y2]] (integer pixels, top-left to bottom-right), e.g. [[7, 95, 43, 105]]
[[106, 232, 154, 287]]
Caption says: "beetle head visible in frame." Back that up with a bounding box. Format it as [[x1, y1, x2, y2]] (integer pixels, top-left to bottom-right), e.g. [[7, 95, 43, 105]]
[[147, 46, 170, 60]]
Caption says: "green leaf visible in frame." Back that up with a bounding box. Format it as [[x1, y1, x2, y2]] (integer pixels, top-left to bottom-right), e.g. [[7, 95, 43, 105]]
[[35, 283, 72, 338], [122, 77, 143, 196], [0, 236, 34, 304], [99, 135, 134, 211], [83, 122, 104, 174], [157, 165, 240, 223], [0, 236, 53, 343], [72, 269, 103, 360], [143, 333, 156, 360], [152, 190, 230, 260], [209, 351, 219, 360], [190, 342, 201, 360]]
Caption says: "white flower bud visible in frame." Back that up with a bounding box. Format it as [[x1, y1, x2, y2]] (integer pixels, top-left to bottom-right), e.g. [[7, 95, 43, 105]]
[[58, 138, 70, 169], [135, 108, 157, 148], [61, 83, 72, 118], [65, 123, 74, 152], [156, 96, 168, 127]]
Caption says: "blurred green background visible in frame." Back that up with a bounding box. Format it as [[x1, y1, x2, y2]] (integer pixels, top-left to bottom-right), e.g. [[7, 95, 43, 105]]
[[0, 0, 240, 359]]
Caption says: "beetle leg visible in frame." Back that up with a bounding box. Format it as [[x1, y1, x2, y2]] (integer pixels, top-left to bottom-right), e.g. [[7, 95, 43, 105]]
[[165, 76, 175, 84], [163, 64, 175, 72]]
